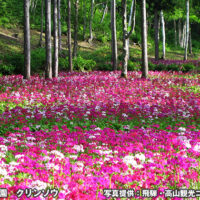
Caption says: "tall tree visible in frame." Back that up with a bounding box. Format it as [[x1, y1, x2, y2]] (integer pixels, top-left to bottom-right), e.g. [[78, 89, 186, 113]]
[[121, 0, 135, 78], [24, 0, 31, 80], [53, 0, 58, 77], [89, 0, 94, 43], [184, 0, 189, 60], [83, 0, 87, 40], [160, 10, 166, 59], [39, 0, 44, 47], [73, 0, 79, 57], [127, 0, 136, 59], [58, 0, 62, 52], [141, 0, 148, 78], [100, 1, 108, 23], [68, 0, 73, 71], [154, 8, 159, 60], [174, 19, 177, 47], [45, 0, 52, 79], [111, 0, 118, 71]]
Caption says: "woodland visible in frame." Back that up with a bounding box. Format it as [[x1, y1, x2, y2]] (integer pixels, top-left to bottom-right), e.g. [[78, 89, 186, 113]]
[[0, 0, 200, 199]]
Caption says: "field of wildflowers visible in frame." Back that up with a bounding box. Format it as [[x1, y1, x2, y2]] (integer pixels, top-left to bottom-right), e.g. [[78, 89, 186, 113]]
[[0, 71, 200, 200]]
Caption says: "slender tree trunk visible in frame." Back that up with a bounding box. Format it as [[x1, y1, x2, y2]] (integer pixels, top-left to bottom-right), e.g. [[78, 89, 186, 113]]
[[100, 2, 108, 23], [111, 0, 118, 71], [58, 0, 62, 52], [53, 0, 58, 78], [45, 0, 52, 79], [181, 22, 186, 48], [189, 28, 192, 54], [39, 0, 44, 47], [181, 23, 186, 48], [160, 10, 165, 60], [68, 0, 73, 71], [121, 0, 135, 78], [24, 0, 31, 79], [73, 0, 79, 58], [141, 0, 148, 78], [178, 19, 182, 46], [89, 0, 94, 43], [174, 19, 177, 47], [121, 0, 128, 78], [184, 0, 189, 60], [154, 8, 159, 60], [83, 0, 86, 40], [127, 0, 136, 59]]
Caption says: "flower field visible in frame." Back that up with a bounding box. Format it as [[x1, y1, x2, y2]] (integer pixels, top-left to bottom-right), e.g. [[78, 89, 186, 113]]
[[0, 71, 200, 200]]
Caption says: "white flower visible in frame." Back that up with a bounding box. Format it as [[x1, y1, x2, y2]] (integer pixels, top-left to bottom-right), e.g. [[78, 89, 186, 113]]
[[193, 143, 200, 152], [89, 135, 96, 139], [123, 155, 144, 169], [178, 127, 186, 132], [134, 153, 145, 163], [73, 145, 84, 152], [27, 137, 36, 141], [122, 113, 128, 118], [69, 155, 78, 160], [50, 150, 64, 157], [0, 168, 8, 176], [30, 180, 48, 190], [0, 145, 8, 152]]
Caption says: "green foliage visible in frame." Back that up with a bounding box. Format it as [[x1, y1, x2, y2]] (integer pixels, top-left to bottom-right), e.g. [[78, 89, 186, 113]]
[[148, 62, 157, 71], [3, 53, 24, 74], [0, 64, 15, 75], [31, 48, 46, 72], [128, 61, 141, 71], [166, 64, 180, 71], [73, 56, 96, 72], [182, 63, 196, 72], [98, 63, 112, 71]]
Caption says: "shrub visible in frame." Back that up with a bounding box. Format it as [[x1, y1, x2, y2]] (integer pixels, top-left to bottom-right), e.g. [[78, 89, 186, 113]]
[[98, 63, 112, 71], [155, 63, 167, 71], [0, 64, 15, 75], [128, 61, 140, 71], [73, 56, 96, 72], [59, 57, 68, 71], [31, 48, 46, 72], [3, 53, 24, 74], [148, 62, 157, 71], [166, 64, 180, 72], [182, 63, 196, 72]]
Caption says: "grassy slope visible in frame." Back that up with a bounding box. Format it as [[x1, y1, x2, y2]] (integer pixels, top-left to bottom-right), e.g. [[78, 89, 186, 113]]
[[0, 26, 199, 66]]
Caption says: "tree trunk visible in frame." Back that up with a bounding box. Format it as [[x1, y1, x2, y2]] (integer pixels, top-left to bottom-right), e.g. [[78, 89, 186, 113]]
[[160, 10, 165, 60], [111, 0, 118, 71], [83, 0, 86, 40], [154, 8, 159, 60], [121, 0, 128, 78], [39, 0, 44, 47], [121, 0, 135, 78], [127, 0, 136, 59], [174, 19, 177, 47], [68, 0, 73, 71], [100, 2, 108, 23], [24, 0, 31, 80], [178, 19, 182, 46], [45, 0, 52, 79], [184, 0, 189, 60], [141, 0, 148, 78], [89, 0, 94, 43], [73, 0, 79, 58], [53, 0, 58, 78], [189, 28, 192, 54], [181, 22, 186, 48], [58, 0, 62, 52]]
